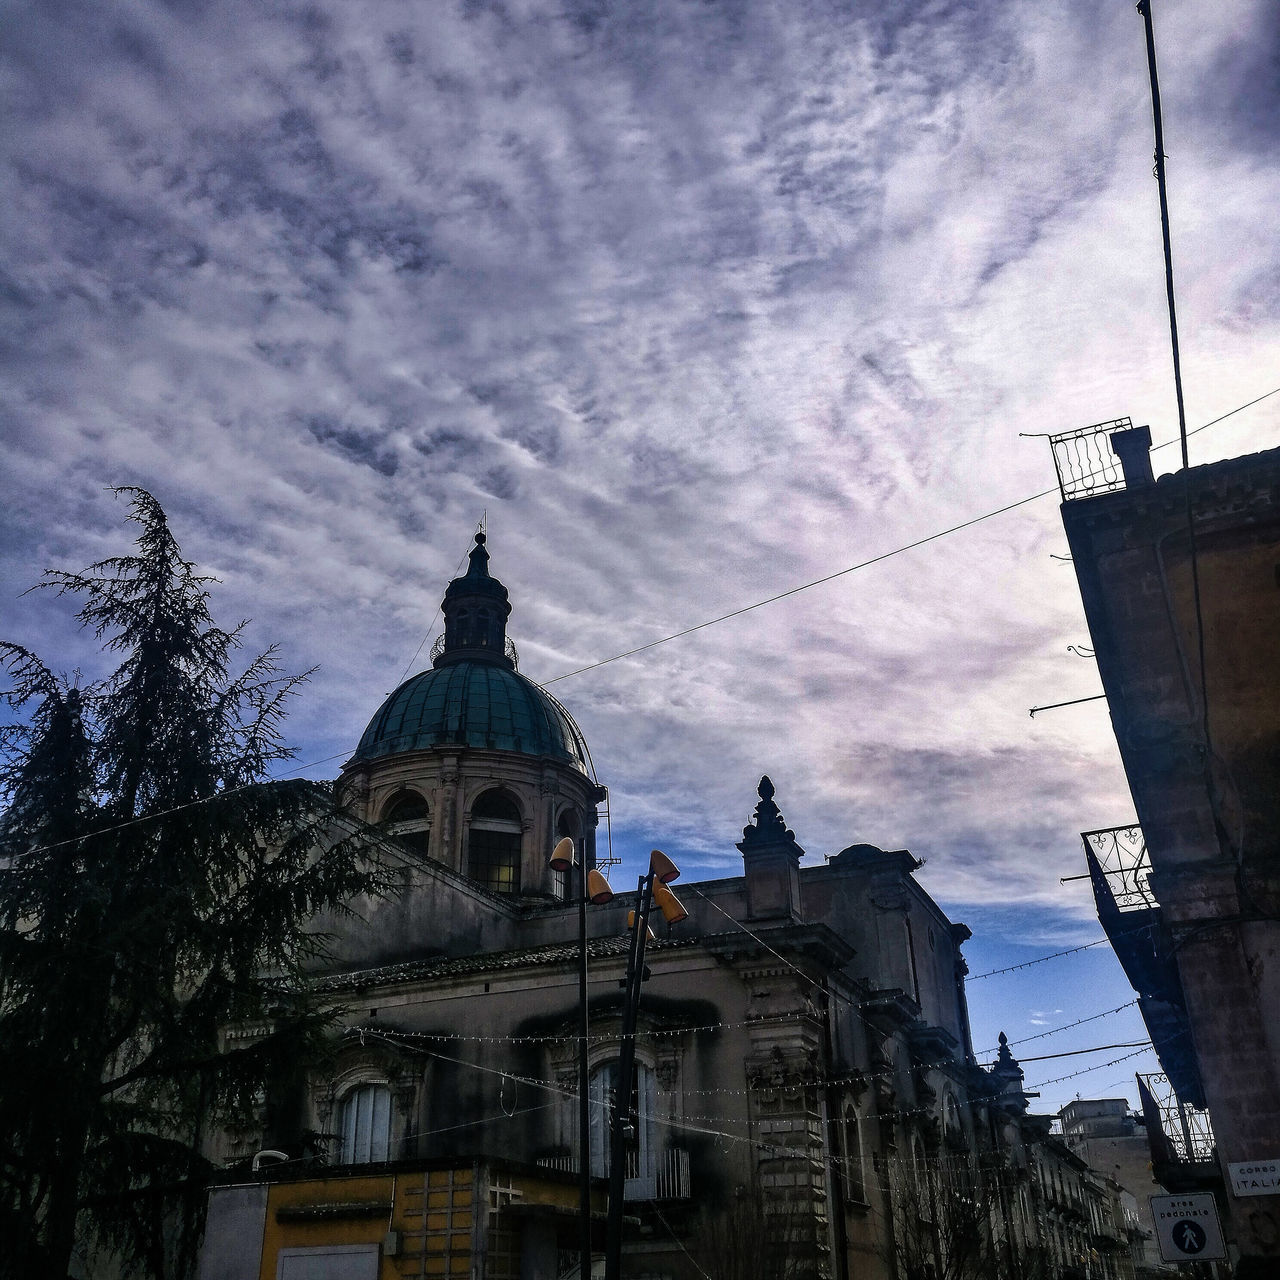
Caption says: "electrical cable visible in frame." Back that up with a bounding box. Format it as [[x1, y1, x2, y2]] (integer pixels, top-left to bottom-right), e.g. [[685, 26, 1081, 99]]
[[357, 1024, 1150, 1208], [988, 1040, 1150, 1066], [1027, 1044, 1158, 1091], [538, 390, 1279, 687], [975, 1000, 1137, 1055], [392, 532, 476, 687], [12, 389, 1275, 862]]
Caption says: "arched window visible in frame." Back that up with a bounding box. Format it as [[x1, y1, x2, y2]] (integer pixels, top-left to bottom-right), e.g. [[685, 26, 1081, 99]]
[[338, 1082, 392, 1164], [468, 790, 522, 893], [588, 1059, 656, 1196], [451, 607, 472, 648], [552, 810, 580, 900], [382, 791, 430, 856]]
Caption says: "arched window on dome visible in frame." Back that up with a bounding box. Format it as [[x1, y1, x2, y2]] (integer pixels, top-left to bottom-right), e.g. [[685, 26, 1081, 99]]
[[468, 790, 522, 894], [451, 606, 472, 649], [382, 790, 431, 857]]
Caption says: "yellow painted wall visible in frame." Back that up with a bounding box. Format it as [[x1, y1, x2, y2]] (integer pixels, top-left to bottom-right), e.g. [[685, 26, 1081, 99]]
[[261, 1166, 477, 1280]]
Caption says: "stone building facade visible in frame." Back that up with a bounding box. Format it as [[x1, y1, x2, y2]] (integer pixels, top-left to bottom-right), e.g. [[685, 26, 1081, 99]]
[[200, 534, 1132, 1280], [1057, 428, 1280, 1275]]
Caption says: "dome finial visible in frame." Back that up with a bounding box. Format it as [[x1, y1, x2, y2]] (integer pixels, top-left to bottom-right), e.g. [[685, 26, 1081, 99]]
[[465, 528, 491, 579]]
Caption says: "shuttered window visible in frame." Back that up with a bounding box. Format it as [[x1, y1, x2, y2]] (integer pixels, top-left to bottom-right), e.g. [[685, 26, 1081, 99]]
[[338, 1083, 392, 1164]]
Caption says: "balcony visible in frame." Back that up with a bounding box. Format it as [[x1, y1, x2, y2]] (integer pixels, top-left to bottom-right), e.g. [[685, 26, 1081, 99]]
[[536, 1147, 691, 1202], [1137, 1073, 1214, 1157], [1081, 826, 1155, 913], [1079, 824, 1204, 1107], [1048, 418, 1134, 501]]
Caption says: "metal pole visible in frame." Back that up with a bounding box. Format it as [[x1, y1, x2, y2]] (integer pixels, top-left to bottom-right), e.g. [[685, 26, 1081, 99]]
[[1137, 0, 1211, 750], [604, 873, 655, 1280], [578, 865, 592, 1280]]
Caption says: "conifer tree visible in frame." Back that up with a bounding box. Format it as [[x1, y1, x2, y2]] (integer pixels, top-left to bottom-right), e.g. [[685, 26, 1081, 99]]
[[0, 490, 385, 1280]]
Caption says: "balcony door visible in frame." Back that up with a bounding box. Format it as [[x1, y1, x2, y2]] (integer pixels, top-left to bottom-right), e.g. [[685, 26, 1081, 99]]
[[588, 1059, 657, 1199]]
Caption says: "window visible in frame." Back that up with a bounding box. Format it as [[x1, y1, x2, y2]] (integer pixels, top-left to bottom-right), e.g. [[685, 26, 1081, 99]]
[[552, 810, 580, 899], [842, 1104, 866, 1204], [588, 1060, 656, 1196], [338, 1083, 392, 1164], [943, 1091, 964, 1147], [383, 791, 430, 856], [468, 791, 522, 894], [450, 607, 471, 648]]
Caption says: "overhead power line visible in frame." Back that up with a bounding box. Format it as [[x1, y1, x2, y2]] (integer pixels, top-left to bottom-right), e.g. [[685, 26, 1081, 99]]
[[990, 1039, 1150, 1066], [975, 1000, 1137, 1055], [15, 390, 1276, 862], [540, 389, 1278, 686]]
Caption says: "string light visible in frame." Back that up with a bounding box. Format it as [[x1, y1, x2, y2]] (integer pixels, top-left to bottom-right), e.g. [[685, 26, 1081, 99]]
[[352, 1026, 1113, 1212], [966, 935, 1124, 979], [976, 1001, 1137, 1054]]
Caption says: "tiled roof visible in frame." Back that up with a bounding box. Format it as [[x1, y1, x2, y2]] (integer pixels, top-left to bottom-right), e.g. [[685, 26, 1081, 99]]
[[352, 661, 589, 769]]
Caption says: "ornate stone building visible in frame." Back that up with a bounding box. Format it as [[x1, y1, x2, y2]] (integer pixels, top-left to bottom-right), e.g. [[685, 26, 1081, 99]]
[[200, 535, 1131, 1280]]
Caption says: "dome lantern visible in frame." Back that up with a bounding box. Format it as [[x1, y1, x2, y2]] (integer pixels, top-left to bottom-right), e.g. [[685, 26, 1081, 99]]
[[344, 531, 603, 897], [436, 530, 513, 669]]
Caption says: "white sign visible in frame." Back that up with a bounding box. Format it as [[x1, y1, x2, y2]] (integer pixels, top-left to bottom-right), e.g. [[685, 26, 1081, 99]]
[[1150, 1193, 1226, 1263], [1229, 1159, 1280, 1197]]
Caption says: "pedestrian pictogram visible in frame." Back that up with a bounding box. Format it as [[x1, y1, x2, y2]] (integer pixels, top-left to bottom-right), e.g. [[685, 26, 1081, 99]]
[[1171, 1220, 1205, 1254]]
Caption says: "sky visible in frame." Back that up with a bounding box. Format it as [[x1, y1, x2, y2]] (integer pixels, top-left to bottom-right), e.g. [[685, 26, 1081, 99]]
[[3, 0, 1278, 1115]]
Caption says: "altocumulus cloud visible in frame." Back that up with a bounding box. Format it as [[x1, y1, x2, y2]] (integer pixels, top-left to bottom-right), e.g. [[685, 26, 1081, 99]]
[[2, 0, 1279, 942]]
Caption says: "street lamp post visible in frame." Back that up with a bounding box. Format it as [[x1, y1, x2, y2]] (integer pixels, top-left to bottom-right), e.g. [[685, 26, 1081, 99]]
[[549, 838, 614, 1280], [604, 850, 686, 1280]]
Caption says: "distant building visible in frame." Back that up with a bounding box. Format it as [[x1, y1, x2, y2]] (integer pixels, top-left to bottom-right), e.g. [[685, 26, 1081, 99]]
[[199, 534, 1134, 1280], [1059, 1100, 1171, 1276], [1053, 424, 1280, 1276]]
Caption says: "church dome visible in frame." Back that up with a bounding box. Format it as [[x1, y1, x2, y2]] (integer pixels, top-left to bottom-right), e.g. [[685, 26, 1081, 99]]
[[353, 661, 589, 769], [352, 531, 589, 772]]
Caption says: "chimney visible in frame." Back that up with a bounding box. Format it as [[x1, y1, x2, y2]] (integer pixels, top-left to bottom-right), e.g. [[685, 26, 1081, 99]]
[[1109, 424, 1154, 488]]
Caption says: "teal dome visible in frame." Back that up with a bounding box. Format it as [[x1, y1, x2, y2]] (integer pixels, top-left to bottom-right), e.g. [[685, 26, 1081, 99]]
[[353, 661, 589, 770]]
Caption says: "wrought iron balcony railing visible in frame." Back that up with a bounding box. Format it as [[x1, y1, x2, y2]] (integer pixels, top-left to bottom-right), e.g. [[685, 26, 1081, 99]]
[[1138, 1073, 1215, 1163], [428, 633, 520, 668], [1048, 418, 1133, 501], [1080, 825, 1156, 913]]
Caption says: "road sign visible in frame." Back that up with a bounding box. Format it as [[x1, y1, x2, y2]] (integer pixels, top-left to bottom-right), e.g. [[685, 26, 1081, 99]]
[[1150, 1193, 1226, 1263]]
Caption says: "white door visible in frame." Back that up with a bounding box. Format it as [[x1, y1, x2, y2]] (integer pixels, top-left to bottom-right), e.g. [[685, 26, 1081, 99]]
[[277, 1244, 380, 1280]]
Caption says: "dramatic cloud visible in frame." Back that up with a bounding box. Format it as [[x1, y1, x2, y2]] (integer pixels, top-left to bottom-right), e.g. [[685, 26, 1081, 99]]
[[3, 0, 1276, 1108]]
